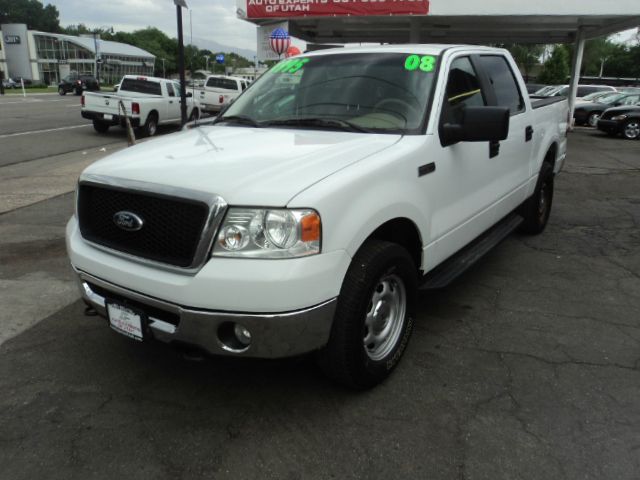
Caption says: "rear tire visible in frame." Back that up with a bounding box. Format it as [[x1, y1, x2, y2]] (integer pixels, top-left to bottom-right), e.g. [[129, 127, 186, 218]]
[[92, 120, 110, 133], [316, 240, 417, 390], [623, 120, 640, 140], [519, 162, 554, 235], [138, 113, 158, 137]]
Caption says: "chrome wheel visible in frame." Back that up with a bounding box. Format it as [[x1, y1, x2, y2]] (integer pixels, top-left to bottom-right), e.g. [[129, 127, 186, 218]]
[[623, 121, 640, 140], [363, 273, 407, 361], [148, 121, 157, 136]]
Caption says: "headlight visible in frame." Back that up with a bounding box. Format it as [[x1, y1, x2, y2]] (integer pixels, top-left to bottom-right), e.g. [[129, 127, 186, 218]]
[[213, 208, 321, 258], [611, 115, 628, 121]]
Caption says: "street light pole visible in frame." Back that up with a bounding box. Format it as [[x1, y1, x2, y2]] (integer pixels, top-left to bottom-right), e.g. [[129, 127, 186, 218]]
[[175, 0, 188, 126], [161, 58, 166, 78], [92, 31, 100, 83]]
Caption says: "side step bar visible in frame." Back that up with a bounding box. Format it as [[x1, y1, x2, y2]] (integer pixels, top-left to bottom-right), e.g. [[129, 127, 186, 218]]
[[419, 213, 524, 291]]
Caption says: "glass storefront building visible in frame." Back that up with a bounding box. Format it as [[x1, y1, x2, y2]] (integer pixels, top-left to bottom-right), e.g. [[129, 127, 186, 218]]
[[1, 24, 155, 85]]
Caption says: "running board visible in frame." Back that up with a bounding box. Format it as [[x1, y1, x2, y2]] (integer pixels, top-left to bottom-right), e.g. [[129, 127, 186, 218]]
[[419, 213, 524, 291]]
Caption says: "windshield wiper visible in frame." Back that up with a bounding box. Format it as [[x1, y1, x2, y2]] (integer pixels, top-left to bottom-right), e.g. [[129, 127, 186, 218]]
[[263, 117, 374, 133], [214, 114, 261, 127]]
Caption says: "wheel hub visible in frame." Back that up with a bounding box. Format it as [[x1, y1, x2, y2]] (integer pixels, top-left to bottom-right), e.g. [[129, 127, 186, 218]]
[[625, 122, 639, 139], [363, 274, 407, 361]]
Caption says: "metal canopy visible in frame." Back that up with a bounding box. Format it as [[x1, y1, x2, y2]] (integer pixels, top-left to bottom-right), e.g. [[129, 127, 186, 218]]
[[284, 15, 640, 45], [237, 0, 640, 45]]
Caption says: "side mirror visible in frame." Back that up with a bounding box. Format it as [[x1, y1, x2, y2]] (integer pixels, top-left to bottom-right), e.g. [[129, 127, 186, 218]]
[[440, 106, 510, 147], [186, 92, 193, 98]]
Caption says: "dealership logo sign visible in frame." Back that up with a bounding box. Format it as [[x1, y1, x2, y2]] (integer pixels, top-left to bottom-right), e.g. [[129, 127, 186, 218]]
[[4, 35, 21, 45]]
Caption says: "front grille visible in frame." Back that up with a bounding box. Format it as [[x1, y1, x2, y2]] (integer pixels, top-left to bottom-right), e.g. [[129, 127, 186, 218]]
[[77, 183, 210, 268]]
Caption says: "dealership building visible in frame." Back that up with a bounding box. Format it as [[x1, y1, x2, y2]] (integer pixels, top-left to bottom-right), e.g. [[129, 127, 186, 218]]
[[0, 24, 155, 85]]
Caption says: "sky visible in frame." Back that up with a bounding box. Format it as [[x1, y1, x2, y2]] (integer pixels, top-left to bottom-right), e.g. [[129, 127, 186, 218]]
[[51, 0, 262, 52]]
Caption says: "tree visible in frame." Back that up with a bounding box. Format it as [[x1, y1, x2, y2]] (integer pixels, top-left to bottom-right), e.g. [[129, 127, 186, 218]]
[[499, 44, 545, 82], [0, 0, 62, 32], [537, 45, 570, 84]]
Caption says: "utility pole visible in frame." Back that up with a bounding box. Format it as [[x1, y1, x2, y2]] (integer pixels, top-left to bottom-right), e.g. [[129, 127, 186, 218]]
[[175, 0, 188, 126]]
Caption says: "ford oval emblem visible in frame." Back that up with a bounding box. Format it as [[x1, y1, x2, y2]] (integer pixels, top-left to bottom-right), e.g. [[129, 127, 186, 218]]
[[113, 211, 144, 232]]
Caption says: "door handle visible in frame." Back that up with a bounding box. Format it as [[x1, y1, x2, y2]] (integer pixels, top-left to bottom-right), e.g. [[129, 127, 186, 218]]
[[525, 126, 534, 142], [169, 101, 173, 104]]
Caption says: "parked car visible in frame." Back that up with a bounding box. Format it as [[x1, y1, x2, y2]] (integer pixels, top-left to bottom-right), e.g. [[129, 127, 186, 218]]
[[553, 84, 616, 100], [597, 106, 640, 140], [580, 91, 620, 103], [196, 75, 250, 114], [574, 92, 640, 127], [2, 77, 19, 89], [526, 83, 547, 94], [81, 75, 200, 136], [68, 45, 568, 389], [59, 73, 100, 95], [533, 85, 564, 97]]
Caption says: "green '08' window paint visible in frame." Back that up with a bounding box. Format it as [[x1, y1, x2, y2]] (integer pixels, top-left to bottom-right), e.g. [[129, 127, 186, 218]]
[[404, 55, 436, 72], [272, 58, 310, 74]]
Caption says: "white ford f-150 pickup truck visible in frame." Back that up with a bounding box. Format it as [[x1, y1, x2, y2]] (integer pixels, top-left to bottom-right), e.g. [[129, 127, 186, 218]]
[[67, 45, 568, 389], [81, 75, 200, 137]]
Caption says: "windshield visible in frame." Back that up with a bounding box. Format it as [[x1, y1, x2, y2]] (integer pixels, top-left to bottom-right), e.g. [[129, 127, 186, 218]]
[[599, 94, 626, 105], [218, 52, 439, 134]]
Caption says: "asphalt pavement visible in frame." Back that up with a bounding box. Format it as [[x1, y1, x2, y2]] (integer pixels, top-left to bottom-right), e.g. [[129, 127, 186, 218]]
[[0, 117, 639, 479]]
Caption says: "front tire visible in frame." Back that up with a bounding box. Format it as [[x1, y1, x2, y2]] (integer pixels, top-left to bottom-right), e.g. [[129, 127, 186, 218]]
[[317, 240, 417, 390], [519, 162, 554, 235], [623, 120, 640, 140], [58, 87, 66, 96]]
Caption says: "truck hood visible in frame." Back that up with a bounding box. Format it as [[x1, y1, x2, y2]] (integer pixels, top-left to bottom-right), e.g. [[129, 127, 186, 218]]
[[82, 126, 401, 206]]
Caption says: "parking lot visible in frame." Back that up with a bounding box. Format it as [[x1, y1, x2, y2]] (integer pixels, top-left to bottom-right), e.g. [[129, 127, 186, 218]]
[[1, 93, 639, 479]]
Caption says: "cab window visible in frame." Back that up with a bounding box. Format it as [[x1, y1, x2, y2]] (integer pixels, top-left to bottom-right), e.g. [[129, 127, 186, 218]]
[[166, 82, 175, 97], [441, 56, 486, 125], [477, 55, 525, 115]]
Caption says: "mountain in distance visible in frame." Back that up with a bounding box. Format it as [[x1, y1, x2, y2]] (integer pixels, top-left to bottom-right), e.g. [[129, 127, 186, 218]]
[[190, 35, 257, 61]]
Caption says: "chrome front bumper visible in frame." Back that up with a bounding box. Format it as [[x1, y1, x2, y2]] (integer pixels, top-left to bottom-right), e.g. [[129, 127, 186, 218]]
[[75, 269, 337, 358]]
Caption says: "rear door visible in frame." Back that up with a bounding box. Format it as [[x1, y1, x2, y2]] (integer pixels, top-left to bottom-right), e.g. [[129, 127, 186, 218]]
[[475, 54, 533, 215], [165, 81, 181, 121]]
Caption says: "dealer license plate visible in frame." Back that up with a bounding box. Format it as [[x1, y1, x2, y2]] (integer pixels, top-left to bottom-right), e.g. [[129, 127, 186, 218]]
[[103, 114, 113, 120], [107, 303, 144, 341]]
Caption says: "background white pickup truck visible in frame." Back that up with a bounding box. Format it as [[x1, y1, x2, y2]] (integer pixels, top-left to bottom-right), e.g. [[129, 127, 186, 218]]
[[196, 75, 249, 114], [68, 45, 568, 389], [81, 75, 201, 137]]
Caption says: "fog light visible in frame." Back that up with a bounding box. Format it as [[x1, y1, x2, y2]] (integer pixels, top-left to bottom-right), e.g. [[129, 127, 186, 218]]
[[234, 324, 252, 346]]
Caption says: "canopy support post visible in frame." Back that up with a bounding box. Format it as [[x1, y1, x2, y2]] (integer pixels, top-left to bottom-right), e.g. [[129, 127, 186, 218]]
[[568, 27, 586, 129]]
